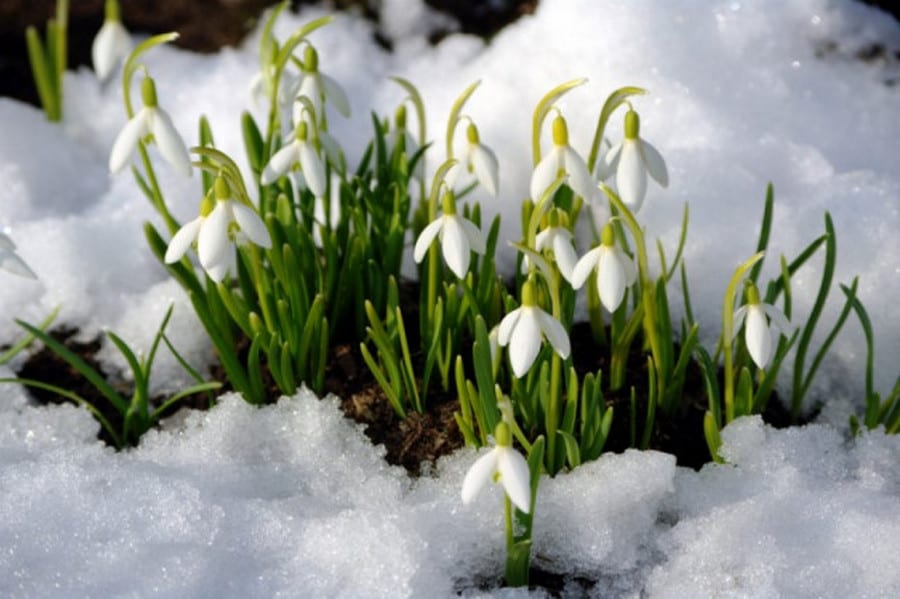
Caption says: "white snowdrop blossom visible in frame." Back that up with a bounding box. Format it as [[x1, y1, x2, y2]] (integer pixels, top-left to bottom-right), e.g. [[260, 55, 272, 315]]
[[570, 223, 637, 313], [290, 45, 350, 122], [731, 282, 791, 369], [597, 109, 668, 212], [463, 122, 499, 197], [413, 192, 485, 279], [260, 121, 325, 196], [165, 176, 271, 282], [534, 209, 578, 282], [461, 421, 531, 513], [0, 232, 37, 279], [109, 76, 192, 177], [91, 0, 131, 82], [498, 279, 571, 378], [530, 114, 596, 203]]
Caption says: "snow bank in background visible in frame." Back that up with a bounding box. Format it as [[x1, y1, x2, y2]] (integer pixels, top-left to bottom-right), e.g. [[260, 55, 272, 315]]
[[1, 0, 899, 595]]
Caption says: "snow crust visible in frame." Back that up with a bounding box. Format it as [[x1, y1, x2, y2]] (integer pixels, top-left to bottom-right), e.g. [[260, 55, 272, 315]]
[[1, 0, 899, 596]]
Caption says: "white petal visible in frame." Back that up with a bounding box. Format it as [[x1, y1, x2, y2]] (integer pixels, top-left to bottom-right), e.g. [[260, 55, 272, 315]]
[[561, 146, 597, 202], [296, 75, 322, 117], [150, 108, 192, 177], [763, 304, 791, 336], [205, 256, 231, 283], [413, 218, 444, 264], [298, 142, 326, 198], [745, 305, 772, 368], [603, 142, 623, 174], [321, 73, 351, 117], [461, 449, 499, 505], [92, 22, 129, 81], [597, 247, 628, 312], [164, 217, 202, 263], [509, 308, 542, 378], [0, 250, 36, 279], [536, 310, 570, 359], [198, 202, 231, 269], [470, 143, 499, 197], [730, 305, 749, 343], [231, 203, 271, 248], [593, 140, 617, 181], [497, 448, 532, 513], [619, 249, 638, 286], [261, 143, 299, 185], [640, 139, 669, 187], [530, 149, 560, 202], [328, 173, 342, 227], [440, 217, 471, 279], [616, 140, 648, 211], [497, 309, 521, 346], [0, 232, 16, 250], [460, 218, 486, 255], [570, 247, 603, 289], [109, 111, 149, 173], [551, 232, 578, 283]]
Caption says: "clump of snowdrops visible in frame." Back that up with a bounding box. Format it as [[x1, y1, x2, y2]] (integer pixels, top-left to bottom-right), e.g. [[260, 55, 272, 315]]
[[5, 0, 898, 587]]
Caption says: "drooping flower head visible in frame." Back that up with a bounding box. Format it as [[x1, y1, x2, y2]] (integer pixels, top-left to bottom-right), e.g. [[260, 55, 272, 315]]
[[413, 191, 486, 279], [165, 174, 271, 282], [260, 120, 326, 197], [290, 45, 351, 124], [92, 0, 131, 82], [596, 109, 668, 212], [461, 121, 499, 197], [530, 114, 596, 203], [497, 278, 571, 378], [570, 222, 637, 313], [461, 421, 532, 513], [731, 281, 791, 369], [534, 208, 578, 283], [109, 76, 192, 177]]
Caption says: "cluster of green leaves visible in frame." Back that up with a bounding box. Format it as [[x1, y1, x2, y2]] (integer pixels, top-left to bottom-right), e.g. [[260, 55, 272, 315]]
[[26, 0, 68, 121]]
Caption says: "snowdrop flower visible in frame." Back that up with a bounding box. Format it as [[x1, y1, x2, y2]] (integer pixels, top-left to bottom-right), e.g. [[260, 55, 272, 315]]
[[413, 192, 485, 279], [731, 281, 791, 369], [0, 232, 37, 279], [290, 45, 350, 122], [534, 209, 578, 282], [260, 121, 325, 196], [461, 421, 531, 513], [530, 114, 596, 203], [597, 109, 668, 212], [571, 223, 637, 313], [92, 0, 130, 82], [462, 122, 499, 197], [109, 76, 192, 177], [165, 175, 271, 282], [498, 279, 571, 378]]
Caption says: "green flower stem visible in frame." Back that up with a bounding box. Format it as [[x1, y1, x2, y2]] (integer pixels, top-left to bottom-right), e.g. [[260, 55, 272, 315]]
[[530, 78, 586, 165], [603, 186, 664, 399], [586, 86, 646, 171], [444, 80, 481, 160], [137, 142, 178, 234], [721, 252, 765, 423]]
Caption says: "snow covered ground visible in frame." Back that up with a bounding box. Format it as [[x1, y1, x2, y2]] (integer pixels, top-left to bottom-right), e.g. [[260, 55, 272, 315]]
[[1, 0, 899, 596]]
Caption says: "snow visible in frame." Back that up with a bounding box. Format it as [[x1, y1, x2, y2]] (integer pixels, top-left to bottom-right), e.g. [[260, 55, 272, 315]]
[[1, 0, 899, 596]]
